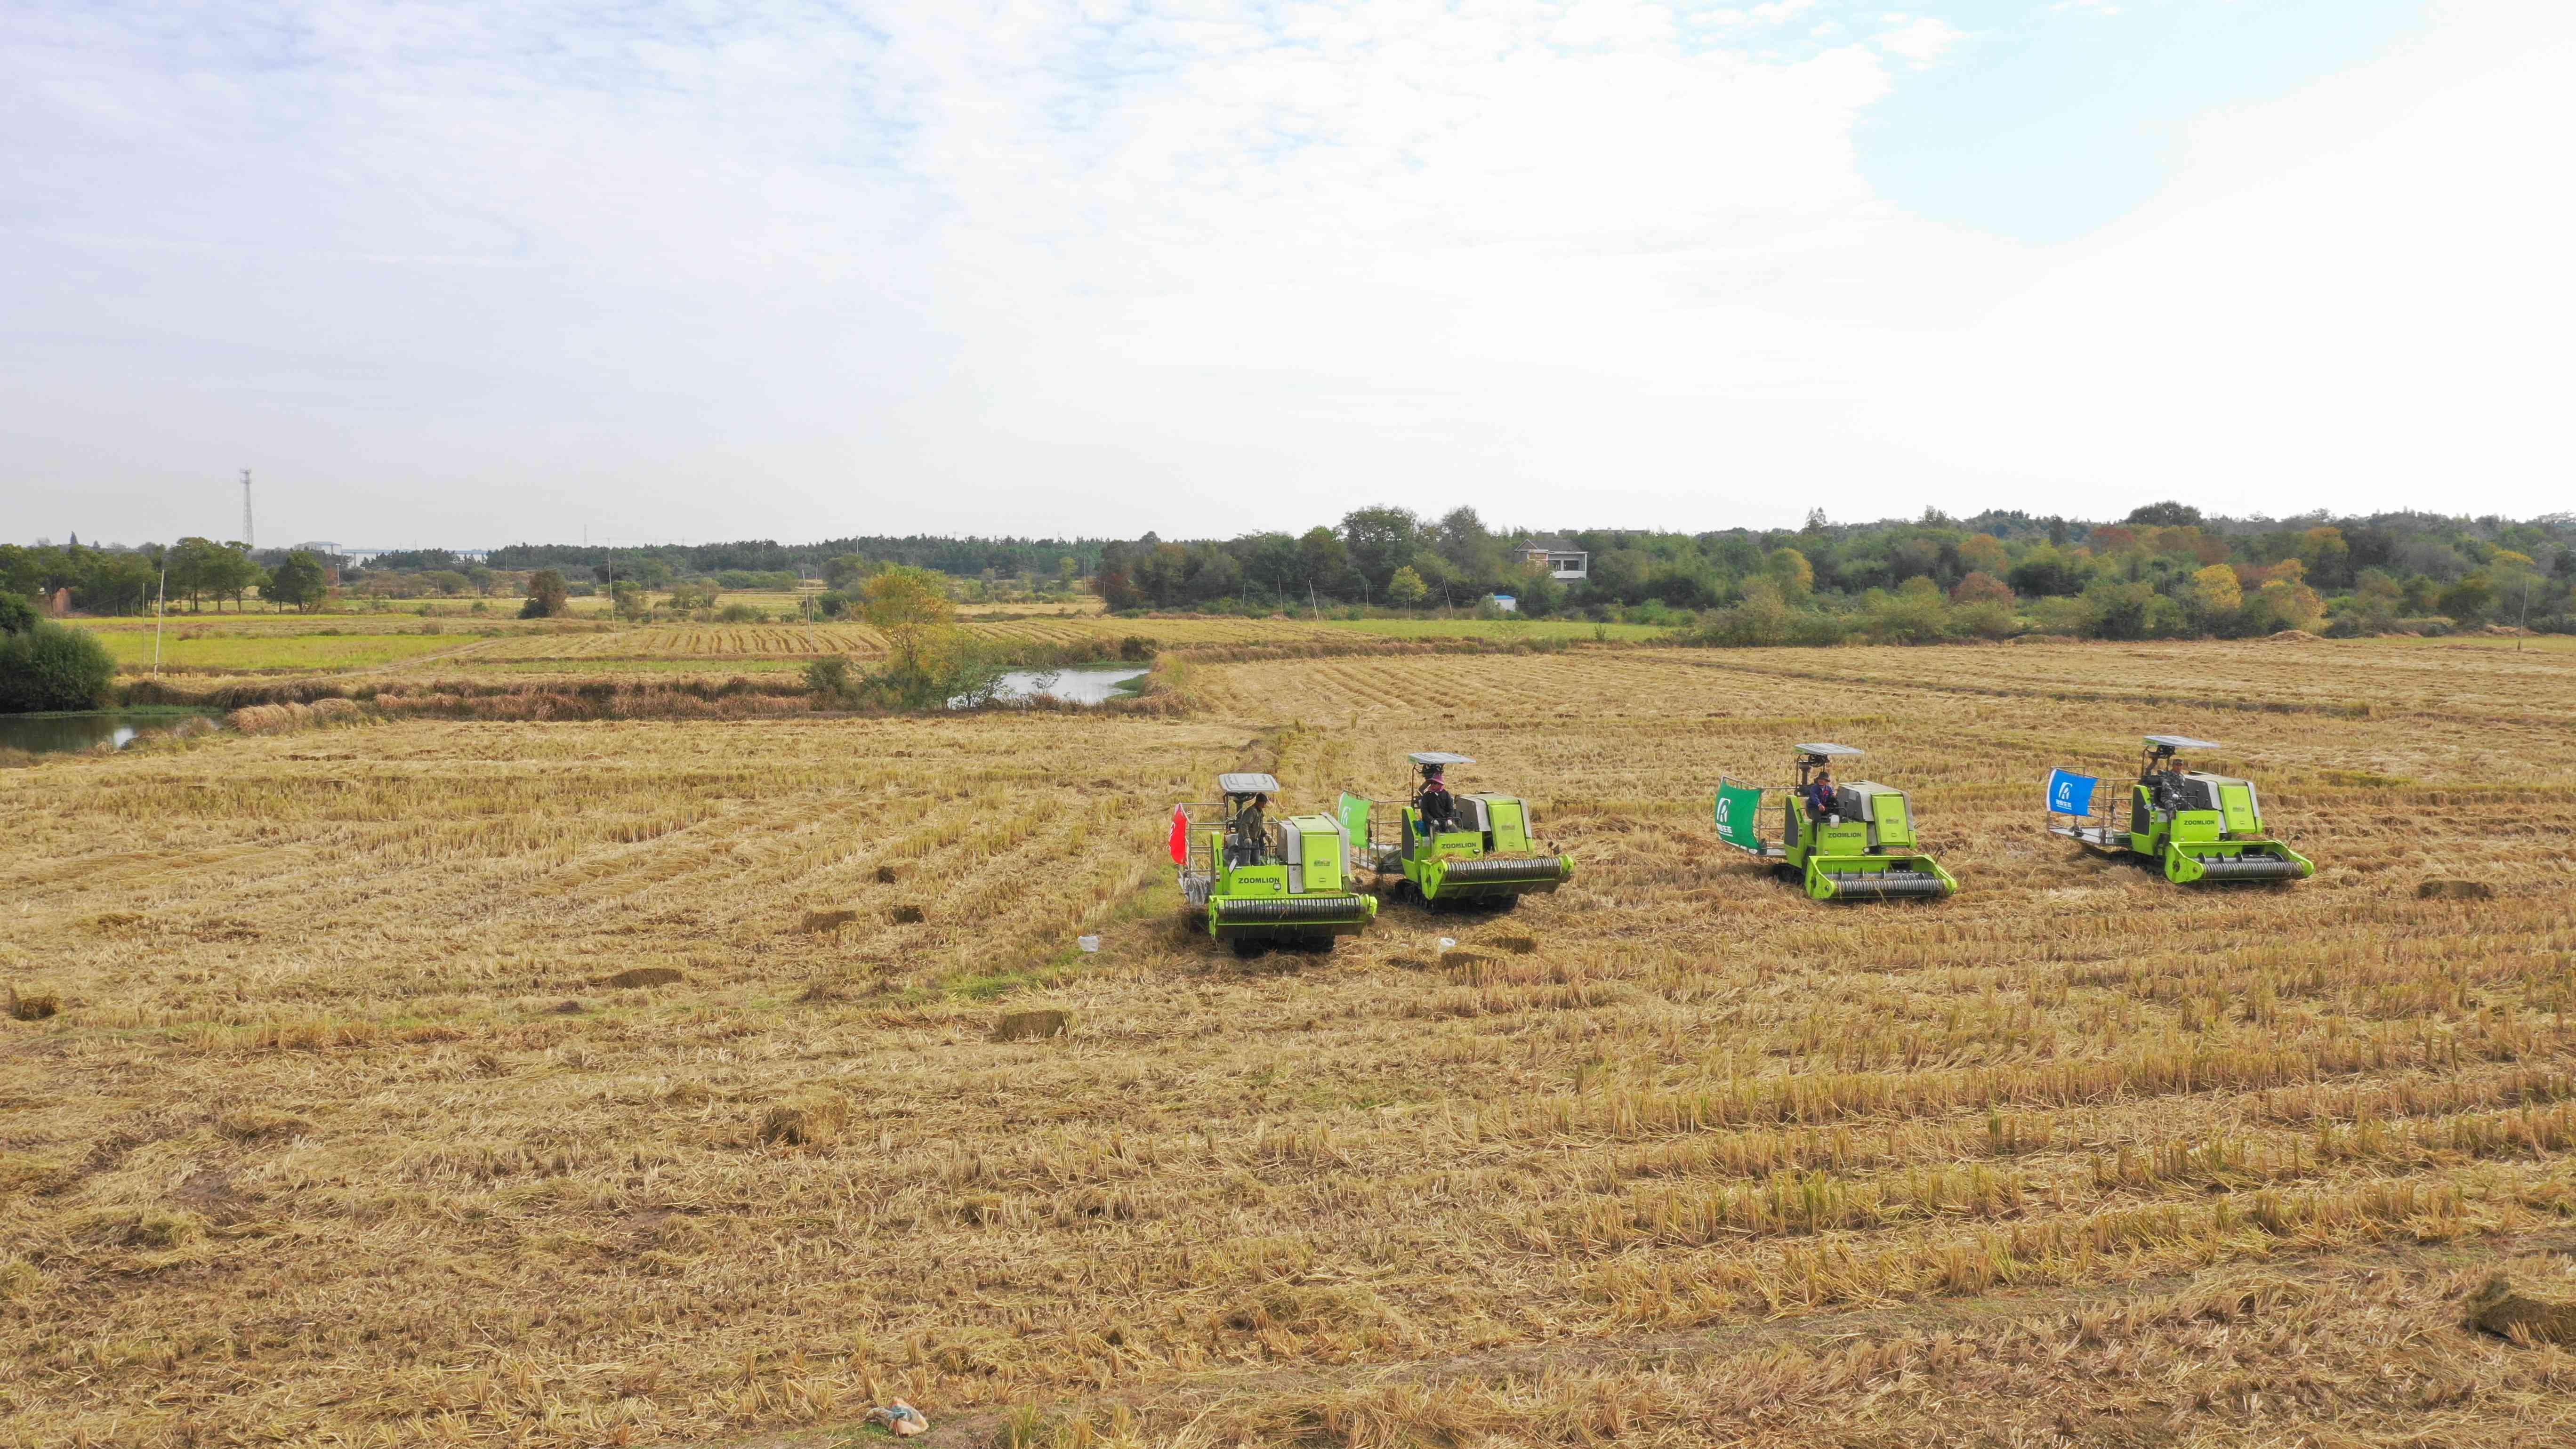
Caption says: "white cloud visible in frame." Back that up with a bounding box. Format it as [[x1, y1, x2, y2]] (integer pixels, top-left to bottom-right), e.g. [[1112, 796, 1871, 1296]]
[[1876, 0, 2576, 517], [1873, 15, 1965, 67], [0, 0, 2568, 542]]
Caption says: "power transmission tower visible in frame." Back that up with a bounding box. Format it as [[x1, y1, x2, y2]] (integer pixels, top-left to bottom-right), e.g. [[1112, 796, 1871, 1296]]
[[240, 469, 254, 549]]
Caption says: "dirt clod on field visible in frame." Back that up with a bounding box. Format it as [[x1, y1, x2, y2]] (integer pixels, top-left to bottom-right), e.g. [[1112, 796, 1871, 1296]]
[[8, 987, 59, 1021], [2417, 878, 2496, 900], [992, 1009, 1071, 1042], [759, 1090, 850, 1147], [601, 965, 686, 988], [2471, 1274, 2576, 1343], [888, 903, 926, 924]]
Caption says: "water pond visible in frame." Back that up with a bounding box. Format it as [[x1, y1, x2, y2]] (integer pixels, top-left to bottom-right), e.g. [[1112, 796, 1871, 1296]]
[[957, 667, 1148, 708], [0, 710, 221, 757]]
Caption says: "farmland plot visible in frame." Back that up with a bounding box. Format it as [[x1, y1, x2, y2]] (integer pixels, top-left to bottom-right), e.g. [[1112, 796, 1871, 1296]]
[[4, 642, 2575, 1447]]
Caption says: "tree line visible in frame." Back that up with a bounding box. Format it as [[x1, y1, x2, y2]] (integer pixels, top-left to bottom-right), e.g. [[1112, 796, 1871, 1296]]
[[1088, 503, 2576, 641], [0, 539, 331, 615], [12, 501, 2573, 642]]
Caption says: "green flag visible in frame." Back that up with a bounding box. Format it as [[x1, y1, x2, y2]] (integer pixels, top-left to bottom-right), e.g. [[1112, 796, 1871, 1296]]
[[1713, 779, 1765, 853]]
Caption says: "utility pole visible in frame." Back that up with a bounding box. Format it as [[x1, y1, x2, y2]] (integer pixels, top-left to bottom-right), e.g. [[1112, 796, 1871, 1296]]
[[240, 469, 254, 550], [152, 554, 168, 677]]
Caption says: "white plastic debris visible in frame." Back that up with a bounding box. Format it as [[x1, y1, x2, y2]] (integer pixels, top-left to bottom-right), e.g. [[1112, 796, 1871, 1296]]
[[1077, 935, 1101, 953], [866, 1401, 928, 1437], [1438, 937, 1458, 950]]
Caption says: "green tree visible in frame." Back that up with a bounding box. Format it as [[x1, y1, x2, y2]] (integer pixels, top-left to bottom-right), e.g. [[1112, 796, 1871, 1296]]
[[166, 537, 241, 612], [1338, 506, 1419, 592], [2438, 572, 2496, 626], [1430, 507, 1502, 580], [854, 567, 1006, 708], [266, 551, 330, 612], [1763, 547, 1814, 599], [1387, 565, 1428, 607], [520, 569, 571, 619], [2125, 501, 2204, 527], [1861, 576, 1952, 644], [0, 602, 116, 712]]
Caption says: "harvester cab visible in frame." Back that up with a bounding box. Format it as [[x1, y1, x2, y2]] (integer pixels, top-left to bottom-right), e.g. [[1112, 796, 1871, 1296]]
[[2046, 735, 2313, 884], [1339, 752, 1574, 908], [1171, 772, 1377, 954], [1711, 744, 1957, 900]]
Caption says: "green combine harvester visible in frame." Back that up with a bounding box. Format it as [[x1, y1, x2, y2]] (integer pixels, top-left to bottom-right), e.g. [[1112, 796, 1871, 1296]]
[[1171, 772, 1378, 955], [1339, 752, 1574, 908], [2046, 735, 2313, 884], [1711, 744, 1958, 901]]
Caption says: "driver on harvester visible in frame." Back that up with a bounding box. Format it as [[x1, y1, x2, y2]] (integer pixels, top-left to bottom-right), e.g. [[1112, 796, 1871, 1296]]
[[1416, 765, 1458, 839], [1228, 793, 1272, 868]]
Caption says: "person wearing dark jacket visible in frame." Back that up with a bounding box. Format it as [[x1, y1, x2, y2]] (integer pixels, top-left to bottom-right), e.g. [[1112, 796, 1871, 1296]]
[[1229, 794, 1271, 867], [1803, 769, 1839, 824], [1416, 766, 1457, 837]]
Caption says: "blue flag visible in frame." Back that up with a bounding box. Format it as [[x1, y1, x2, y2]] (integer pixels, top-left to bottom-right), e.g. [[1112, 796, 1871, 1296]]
[[2046, 768, 2097, 817]]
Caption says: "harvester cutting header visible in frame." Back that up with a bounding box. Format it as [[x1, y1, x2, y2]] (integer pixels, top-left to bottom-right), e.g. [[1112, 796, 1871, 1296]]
[[1712, 744, 1957, 901], [2046, 735, 2313, 884]]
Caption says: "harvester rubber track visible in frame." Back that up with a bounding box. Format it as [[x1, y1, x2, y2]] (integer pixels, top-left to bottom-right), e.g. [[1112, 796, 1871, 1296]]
[[2184, 853, 2306, 882], [1820, 869, 1950, 900], [1214, 895, 1374, 926], [1439, 857, 1572, 887]]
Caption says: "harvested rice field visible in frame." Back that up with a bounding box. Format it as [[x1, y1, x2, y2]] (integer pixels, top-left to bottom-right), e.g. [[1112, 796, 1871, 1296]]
[[6, 639, 2576, 1447]]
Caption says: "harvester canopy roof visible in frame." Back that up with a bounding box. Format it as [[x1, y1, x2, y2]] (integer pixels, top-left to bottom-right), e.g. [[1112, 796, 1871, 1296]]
[[1408, 751, 1475, 766], [1795, 743, 1864, 758], [2144, 735, 2221, 750], [1216, 773, 1282, 795]]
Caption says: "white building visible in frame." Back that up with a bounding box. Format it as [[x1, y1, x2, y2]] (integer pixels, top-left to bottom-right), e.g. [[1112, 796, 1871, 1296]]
[[1516, 541, 1588, 580]]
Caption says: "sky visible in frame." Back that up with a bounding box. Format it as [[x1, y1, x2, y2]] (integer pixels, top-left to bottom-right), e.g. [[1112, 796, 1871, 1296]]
[[4, 0, 2571, 548]]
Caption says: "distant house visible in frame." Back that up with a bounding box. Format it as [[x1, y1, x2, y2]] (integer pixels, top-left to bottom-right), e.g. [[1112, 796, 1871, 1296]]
[[1487, 593, 1518, 614], [1516, 540, 1589, 580]]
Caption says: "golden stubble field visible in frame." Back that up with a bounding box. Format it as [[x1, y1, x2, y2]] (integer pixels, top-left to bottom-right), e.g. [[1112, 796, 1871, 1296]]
[[5, 638, 2576, 1448]]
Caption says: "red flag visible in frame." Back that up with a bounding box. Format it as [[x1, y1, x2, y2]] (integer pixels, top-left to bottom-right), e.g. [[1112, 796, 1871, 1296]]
[[1167, 805, 1189, 865]]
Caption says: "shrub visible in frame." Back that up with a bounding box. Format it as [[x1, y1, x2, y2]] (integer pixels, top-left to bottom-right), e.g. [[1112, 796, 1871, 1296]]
[[716, 603, 767, 623], [1678, 582, 1850, 648], [520, 570, 570, 620], [0, 619, 116, 712], [804, 656, 855, 700]]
